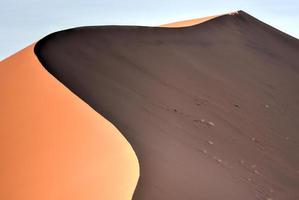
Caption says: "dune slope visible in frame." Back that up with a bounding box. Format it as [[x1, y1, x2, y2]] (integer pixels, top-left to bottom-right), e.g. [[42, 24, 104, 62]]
[[0, 45, 139, 200], [161, 14, 220, 27], [35, 11, 299, 200]]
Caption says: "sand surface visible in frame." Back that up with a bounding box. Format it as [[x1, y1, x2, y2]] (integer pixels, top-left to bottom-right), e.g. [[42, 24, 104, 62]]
[[14, 12, 299, 200], [161, 15, 219, 27], [0, 45, 139, 200], [35, 11, 299, 200], [35, 10, 299, 200]]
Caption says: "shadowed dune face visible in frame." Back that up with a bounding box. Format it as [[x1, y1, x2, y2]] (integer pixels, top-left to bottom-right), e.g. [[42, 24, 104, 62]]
[[35, 11, 299, 200], [0, 45, 139, 200]]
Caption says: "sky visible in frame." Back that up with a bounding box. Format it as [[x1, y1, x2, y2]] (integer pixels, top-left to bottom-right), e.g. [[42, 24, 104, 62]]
[[1, 0, 299, 60]]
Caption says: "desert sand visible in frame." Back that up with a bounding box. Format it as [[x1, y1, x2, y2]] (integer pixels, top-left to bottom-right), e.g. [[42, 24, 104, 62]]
[[161, 15, 219, 27], [0, 45, 139, 200], [35, 10, 299, 200]]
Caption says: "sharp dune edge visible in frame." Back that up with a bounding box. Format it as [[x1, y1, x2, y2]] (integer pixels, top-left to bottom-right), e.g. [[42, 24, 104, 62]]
[[0, 45, 139, 200], [0, 14, 217, 200], [161, 14, 220, 27], [0, 13, 216, 200]]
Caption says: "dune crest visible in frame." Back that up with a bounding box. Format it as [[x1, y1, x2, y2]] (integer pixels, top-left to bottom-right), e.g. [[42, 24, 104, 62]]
[[161, 14, 220, 27], [0, 45, 139, 200]]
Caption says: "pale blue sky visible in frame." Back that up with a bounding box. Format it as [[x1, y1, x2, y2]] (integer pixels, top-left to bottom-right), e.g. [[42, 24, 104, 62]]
[[1, 0, 298, 60]]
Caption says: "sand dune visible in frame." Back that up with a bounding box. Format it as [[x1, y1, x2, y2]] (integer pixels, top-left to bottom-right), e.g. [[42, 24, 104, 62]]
[[35, 10, 299, 200], [161, 14, 220, 27], [0, 45, 139, 200]]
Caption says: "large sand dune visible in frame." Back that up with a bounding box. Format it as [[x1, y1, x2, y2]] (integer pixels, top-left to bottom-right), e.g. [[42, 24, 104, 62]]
[[0, 45, 139, 200], [35, 11, 299, 200]]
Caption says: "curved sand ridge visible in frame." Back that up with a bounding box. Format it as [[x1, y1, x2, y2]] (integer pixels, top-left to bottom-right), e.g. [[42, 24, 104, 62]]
[[35, 10, 299, 200], [0, 45, 139, 200], [0, 14, 217, 200], [161, 14, 220, 27]]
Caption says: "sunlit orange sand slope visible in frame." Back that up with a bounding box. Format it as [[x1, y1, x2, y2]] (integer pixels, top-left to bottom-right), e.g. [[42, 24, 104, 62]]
[[161, 14, 220, 27], [0, 45, 139, 200]]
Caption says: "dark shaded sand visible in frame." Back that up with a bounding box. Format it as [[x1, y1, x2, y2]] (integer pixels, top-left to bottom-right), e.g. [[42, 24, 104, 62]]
[[35, 11, 299, 200]]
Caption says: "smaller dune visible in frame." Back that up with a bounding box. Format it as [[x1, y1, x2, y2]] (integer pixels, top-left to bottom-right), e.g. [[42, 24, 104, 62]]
[[161, 15, 220, 27]]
